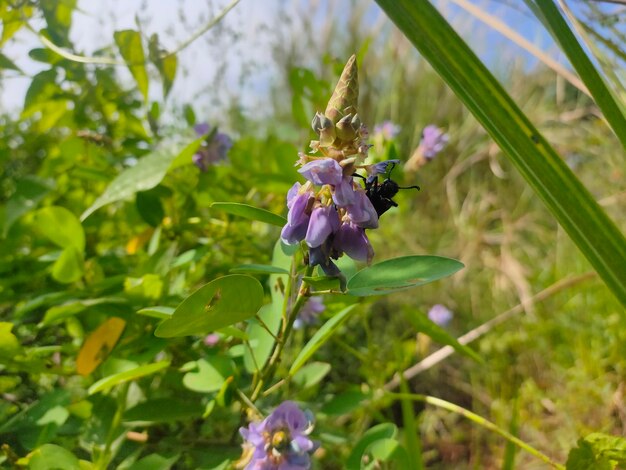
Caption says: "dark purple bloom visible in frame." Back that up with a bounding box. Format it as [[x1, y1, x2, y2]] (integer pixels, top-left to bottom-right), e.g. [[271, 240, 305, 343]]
[[420, 125, 449, 160], [305, 205, 340, 248], [192, 123, 233, 171], [334, 221, 374, 264], [239, 401, 317, 470], [428, 304, 453, 326], [345, 190, 378, 229], [294, 296, 325, 329], [298, 158, 343, 186], [374, 121, 401, 140], [309, 243, 341, 277], [281, 183, 314, 245]]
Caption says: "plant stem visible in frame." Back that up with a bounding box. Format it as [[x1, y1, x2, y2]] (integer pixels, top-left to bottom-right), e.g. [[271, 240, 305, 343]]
[[95, 383, 130, 470], [383, 392, 565, 470]]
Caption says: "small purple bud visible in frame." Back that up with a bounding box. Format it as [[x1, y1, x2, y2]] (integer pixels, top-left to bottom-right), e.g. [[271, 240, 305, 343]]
[[420, 125, 449, 160], [204, 333, 220, 347], [374, 120, 401, 140], [194, 122, 210, 135], [334, 221, 374, 263], [298, 158, 343, 186], [305, 205, 340, 248], [294, 296, 325, 329], [428, 304, 453, 326]]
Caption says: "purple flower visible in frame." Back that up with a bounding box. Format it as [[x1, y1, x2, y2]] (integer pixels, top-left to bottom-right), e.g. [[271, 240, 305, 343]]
[[374, 121, 401, 140], [192, 123, 233, 171], [332, 176, 356, 207], [204, 333, 220, 347], [281, 184, 314, 245], [420, 125, 449, 160], [367, 159, 401, 178], [428, 304, 453, 326], [345, 190, 379, 229], [294, 296, 325, 329], [305, 205, 340, 248], [298, 158, 343, 186], [239, 401, 317, 470], [309, 242, 341, 277], [334, 221, 374, 264]]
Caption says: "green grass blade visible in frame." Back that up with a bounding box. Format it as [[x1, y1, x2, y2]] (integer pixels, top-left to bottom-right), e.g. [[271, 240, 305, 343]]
[[532, 0, 626, 151], [375, 0, 626, 308]]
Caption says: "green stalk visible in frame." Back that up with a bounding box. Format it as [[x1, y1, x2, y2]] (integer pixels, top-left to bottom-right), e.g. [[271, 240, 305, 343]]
[[375, 0, 626, 307]]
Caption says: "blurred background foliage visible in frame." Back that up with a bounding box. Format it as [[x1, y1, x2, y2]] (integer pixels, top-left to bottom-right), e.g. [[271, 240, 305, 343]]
[[1, 0, 625, 468]]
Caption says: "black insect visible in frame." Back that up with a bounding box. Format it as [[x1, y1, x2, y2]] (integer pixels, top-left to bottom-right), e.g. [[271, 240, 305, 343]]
[[358, 162, 420, 217]]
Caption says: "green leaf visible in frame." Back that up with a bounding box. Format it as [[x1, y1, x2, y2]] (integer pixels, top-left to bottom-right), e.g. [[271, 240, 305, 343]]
[[567, 433, 626, 469], [229, 264, 289, 275], [347, 256, 464, 297], [41, 297, 126, 326], [88, 361, 170, 395], [3, 176, 52, 237], [210, 202, 287, 227], [289, 305, 358, 376], [81, 139, 195, 220], [182, 356, 234, 393], [148, 34, 177, 98], [399, 378, 423, 470], [532, 1, 626, 153], [155, 275, 264, 338], [34, 206, 85, 251], [28, 444, 79, 470], [40, 0, 76, 46], [51, 246, 84, 284], [114, 30, 149, 101], [0, 322, 21, 361], [127, 453, 179, 470], [136, 190, 165, 227], [136, 306, 174, 320], [365, 439, 410, 469], [346, 423, 398, 470], [124, 399, 202, 423], [292, 361, 331, 389], [0, 52, 20, 72], [321, 390, 370, 416], [405, 309, 481, 362], [375, 0, 626, 307]]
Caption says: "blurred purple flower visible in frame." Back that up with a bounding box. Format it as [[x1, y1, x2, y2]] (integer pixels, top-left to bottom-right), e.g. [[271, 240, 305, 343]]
[[294, 296, 325, 329], [203, 333, 220, 347], [192, 122, 233, 171], [239, 401, 317, 470], [428, 304, 453, 327], [420, 125, 449, 160], [374, 121, 401, 140], [298, 158, 343, 186]]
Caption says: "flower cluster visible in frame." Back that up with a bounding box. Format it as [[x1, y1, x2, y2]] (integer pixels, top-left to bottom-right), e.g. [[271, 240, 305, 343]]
[[281, 55, 395, 277], [239, 401, 317, 470], [192, 122, 233, 171]]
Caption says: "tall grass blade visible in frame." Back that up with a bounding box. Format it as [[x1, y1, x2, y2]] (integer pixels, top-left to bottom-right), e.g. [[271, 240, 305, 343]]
[[531, 0, 626, 150], [374, 0, 626, 307]]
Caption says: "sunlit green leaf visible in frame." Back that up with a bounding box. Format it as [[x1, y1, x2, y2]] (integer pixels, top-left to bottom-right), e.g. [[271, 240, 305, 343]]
[[0, 52, 20, 72], [34, 206, 85, 252], [292, 361, 331, 389], [88, 361, 170, 395], [127, 453, 179, 470], [210, 202, 287, 227], [347, 255, 464, 297], [114, 30, 149, 101], [182, 356, 234, 393], [136, 306, 174, 320], [28, 444, 80, 470], [51, 246, 84, 284], [0, 322, 21, 360], [124, 399, 202, 423], [229, 264, 289, 275], [3, 176, 53, 237], [82, 139, 196, 220], [155, 275, 264, 338]]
